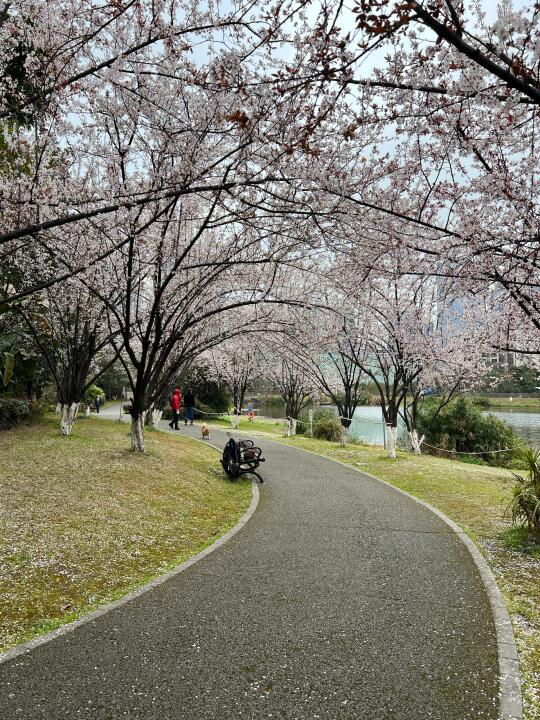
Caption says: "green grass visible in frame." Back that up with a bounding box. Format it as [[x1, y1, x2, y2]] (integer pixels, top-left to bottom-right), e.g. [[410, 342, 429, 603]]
[[471, 395, 540, 410], [0, 416, 251, 652], [276, 435, 540, 720]]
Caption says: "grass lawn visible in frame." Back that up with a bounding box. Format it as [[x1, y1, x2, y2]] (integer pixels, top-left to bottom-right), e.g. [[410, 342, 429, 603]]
[[277, 435, 540, 720], [471, 395, 540, 410], [0, 416, 251, 652]]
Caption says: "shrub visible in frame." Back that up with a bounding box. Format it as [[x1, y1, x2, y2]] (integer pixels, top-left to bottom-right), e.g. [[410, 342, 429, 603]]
[[418, 396, 520, 467], [0, 397, 29, 430], [195, 400, 218, 419], [313, 416, 343, 442], [28, 399, 48, 422], [471, 397, 490, 409], [508, 447, 540, 541], [84, 384, 105, 406], [297, 408, 336, 436]]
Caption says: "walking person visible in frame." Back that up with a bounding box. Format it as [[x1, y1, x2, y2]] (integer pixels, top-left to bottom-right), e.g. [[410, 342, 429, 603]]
[[94, 395, 101, 414], [247, 399, 255, 421], [184, 387, 195, 426], [169, 388, 181, 430]]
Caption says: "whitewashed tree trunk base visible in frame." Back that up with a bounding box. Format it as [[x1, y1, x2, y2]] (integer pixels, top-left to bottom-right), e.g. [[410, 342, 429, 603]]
[[131, 414, 145, 452], [340, 426, 348, 447], [409, 430, 424, 455], [55, 403, 62, 414], [83, 405, 90, 417], [60, 403, 79, 435], [386, 425, 398, 459], [290, 418, 297, 436], [151, 409, 163, 430]]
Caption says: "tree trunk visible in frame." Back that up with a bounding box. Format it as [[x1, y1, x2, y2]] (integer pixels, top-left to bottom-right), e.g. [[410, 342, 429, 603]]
[[151, 408, 163, 429], [386, 425, 398, 459], [409, 430, 424, 455], [290, 418, 297, 436], [83, 404, 90, 417], [131, 413, 145, 452], [340, 425, 348, 447], [55, 403, 62, 414], [233, 385, 240, 412], [144, 405, 154, 426], [60, 403, 79, 435], [239, 388, 246, 414], [283, 418, 291, 437]]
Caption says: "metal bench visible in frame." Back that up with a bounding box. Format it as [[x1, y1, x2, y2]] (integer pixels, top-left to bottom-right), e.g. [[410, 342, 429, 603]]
[[221, 436, 265, 483]]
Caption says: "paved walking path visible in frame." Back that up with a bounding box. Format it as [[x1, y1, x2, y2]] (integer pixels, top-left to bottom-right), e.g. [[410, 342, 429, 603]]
[[0, 415, 500, 719]]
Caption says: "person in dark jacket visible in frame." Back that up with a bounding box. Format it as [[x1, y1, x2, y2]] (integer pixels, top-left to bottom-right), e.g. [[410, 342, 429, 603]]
[[169, 388, 181, 430], [184, 388, 195, 425]]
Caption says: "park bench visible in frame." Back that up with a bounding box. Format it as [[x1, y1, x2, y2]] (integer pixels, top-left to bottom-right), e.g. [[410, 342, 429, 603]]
[[221, 435, 265, 483]]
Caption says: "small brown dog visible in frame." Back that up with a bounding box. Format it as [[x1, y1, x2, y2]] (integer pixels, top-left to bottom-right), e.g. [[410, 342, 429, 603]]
[[201, 423, 210, 439]]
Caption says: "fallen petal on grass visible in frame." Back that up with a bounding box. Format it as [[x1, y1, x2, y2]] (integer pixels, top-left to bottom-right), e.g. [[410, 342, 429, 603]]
[[0, 417, 251, 652]]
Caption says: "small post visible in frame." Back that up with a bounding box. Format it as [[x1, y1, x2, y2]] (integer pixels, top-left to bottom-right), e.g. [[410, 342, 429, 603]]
[[382, 407, 386, 449]]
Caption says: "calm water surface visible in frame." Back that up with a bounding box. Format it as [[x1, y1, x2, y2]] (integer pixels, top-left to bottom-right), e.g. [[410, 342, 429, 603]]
[[488, 409, 540, 448], [260, 401, 540, 448], [260, 402, 396, 445]]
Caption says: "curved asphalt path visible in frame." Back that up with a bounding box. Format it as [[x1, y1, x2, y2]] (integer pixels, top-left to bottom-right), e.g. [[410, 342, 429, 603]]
[[0, 418, 500, 719]]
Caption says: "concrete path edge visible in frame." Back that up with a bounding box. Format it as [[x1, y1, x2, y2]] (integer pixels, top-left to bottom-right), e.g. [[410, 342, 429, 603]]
[[0, 437, 259, 667], [277, 441, 524, 720]]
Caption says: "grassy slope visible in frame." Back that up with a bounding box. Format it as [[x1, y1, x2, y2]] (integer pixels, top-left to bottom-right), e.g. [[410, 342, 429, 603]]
[[0, 417, 251, 651], [471, 396, 540, 410], [273, 436, 540, 720]]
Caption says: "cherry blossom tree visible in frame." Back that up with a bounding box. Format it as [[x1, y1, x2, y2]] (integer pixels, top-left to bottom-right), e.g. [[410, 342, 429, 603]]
[[261, 347, 317, 435], [0, 0, 351, 308], [17, 280, 119, 435], [336, 269, 437, 458], [210, 336, 259, 414], [399, 298, 492, 454], [337, 1, 540, 351], [286, 308, 368, 444]]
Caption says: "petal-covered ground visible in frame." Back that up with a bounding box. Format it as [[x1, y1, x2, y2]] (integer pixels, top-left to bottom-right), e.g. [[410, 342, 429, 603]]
[[0, 417, 251, 651]]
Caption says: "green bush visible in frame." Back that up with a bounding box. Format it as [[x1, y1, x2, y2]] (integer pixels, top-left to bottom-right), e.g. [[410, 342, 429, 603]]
[[195, 400, 218, 418], [471, 397, 490, 409], [418, 396, 520, 467], [28, 399, 47, 422], [161, 406, 172, 420], [297, 408, 336, 436], [84, 385, 105, 406], [508, 447, 540, 541], [0, 397, 29, 430], [313, 416, 343, 442]]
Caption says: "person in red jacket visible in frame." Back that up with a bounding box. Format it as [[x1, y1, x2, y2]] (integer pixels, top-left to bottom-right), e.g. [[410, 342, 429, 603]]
[[169, 388, 181, 430]]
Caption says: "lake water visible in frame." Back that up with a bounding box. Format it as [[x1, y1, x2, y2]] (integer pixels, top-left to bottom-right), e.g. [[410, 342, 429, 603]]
[[259, 402, 394, 445], [260, 401, 540, 449], [488, 410, 540, 448], [324, 405, 393, 445]]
